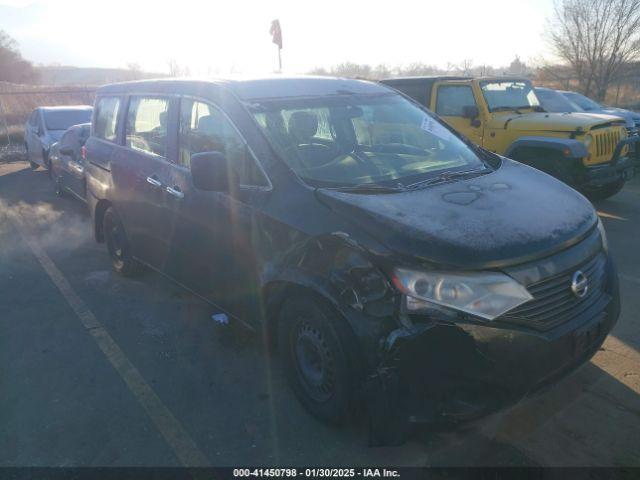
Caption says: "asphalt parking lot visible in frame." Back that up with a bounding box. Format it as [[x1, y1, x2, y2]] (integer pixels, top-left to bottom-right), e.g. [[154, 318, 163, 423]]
[[1, 154, 639, 467]]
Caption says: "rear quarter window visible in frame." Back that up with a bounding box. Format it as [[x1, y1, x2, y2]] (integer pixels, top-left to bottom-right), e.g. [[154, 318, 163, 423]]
[[94, 97, 121, 142]]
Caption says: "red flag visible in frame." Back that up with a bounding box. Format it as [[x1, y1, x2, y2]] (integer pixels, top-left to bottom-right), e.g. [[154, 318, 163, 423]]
[[270, 19, 282, 49]]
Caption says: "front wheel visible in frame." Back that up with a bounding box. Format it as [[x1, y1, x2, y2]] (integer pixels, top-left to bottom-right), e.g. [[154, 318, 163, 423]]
[[103, 207, 142, 276], [278, 293, 358, 424], [583, 179, 625, 202], [26, 146, 38, 170]]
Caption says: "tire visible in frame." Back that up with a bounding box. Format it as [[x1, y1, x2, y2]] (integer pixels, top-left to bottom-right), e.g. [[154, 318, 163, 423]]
[[584, 179, 625, 202], [278, 293, 358, 424], [43, 151, 52, 179], [512, 150, 573, 185], [54, 175, 66, 198], [26, 146, 38, 170], [102, 207, 142, 276]]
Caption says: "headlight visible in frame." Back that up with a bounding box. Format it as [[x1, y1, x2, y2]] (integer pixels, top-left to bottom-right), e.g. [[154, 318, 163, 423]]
[[392, 268, 532, 321], [597, 217, 608, 253], [584, 134, 593, 148]]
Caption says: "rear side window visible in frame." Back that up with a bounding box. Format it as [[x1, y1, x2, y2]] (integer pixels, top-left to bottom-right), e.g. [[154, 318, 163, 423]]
[[436, 85, 477, 116], [126, 97, 170, 158], [60, 130, 76, 147], [394, 83, 429, 107], [178, 98, 269, 187], [94, 97, 120, 142]]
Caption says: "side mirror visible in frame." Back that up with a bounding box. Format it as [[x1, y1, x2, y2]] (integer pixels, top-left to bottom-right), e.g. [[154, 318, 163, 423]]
[[190, 151, 236, 192], [462, 105, 479, 119], [59, 146, 74, 157]]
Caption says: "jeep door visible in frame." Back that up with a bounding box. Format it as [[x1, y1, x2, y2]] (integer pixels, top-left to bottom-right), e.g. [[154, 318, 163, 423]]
[[112, 95, 177, 270], [431, 83, 484, 145], [162, 97, 270, 324]]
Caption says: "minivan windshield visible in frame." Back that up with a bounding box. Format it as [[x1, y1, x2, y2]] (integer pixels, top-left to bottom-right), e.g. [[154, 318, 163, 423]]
[[562, 92, 603, 112], [480, 80, 540, 112], [44, 109, 92, 131], [536, 88, 583, 113], [248, 93, 487, 188]]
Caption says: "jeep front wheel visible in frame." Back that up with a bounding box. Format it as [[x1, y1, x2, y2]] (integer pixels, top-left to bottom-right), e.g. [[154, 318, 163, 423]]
[[583, 179, 625, 202]]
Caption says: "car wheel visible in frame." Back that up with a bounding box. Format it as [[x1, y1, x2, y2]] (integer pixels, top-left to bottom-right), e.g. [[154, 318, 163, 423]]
[[54, 175, 66, 197], [584, 179, 625, 202], [103, 207, 142, 276], [27, 146, 39, 170], [278, 293, 358, 424], [43, 151, 52, 179]]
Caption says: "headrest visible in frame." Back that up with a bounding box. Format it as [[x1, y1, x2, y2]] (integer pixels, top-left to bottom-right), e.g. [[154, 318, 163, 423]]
[[196, 115, 219, 136], [288, 111, 318, 143]]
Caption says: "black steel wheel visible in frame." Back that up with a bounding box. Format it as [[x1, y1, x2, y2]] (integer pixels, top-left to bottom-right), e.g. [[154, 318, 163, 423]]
[[103, 206, 142, 276], [278, 293, 358, 424]]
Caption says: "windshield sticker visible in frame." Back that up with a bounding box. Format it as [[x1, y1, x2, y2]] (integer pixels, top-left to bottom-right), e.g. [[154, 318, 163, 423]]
[[420, 116, 452, 142]]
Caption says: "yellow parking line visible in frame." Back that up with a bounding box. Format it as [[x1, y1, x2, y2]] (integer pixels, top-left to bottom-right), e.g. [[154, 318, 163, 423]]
[[10, 217, 209, 467]]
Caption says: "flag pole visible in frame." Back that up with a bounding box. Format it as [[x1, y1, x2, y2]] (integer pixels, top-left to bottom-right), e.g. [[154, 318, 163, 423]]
[[278, 48, 282, 72]]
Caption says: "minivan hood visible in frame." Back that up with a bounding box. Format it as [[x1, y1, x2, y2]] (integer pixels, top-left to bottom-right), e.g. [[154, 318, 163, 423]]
[[489, 111, 624, 133], [596, 107, 639, 127], [316, 159, 597, 269]]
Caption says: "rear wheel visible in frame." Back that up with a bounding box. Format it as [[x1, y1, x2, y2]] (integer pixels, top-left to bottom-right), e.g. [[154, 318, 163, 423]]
[[583, 179, 625, 202], [43, 150, 52, 179], [53, 170, 67, 198], [26, 146, 38, 170], [103, 207, 142, 276], [278, 293, 358, 424]]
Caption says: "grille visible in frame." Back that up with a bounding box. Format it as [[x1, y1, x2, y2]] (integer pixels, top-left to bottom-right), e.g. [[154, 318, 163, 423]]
[[591, 130, 622, 164], [501, 253, 607, 331]]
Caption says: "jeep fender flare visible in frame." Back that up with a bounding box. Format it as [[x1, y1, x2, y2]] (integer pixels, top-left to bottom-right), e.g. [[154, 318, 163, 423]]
[[504, 136, 588, 160]]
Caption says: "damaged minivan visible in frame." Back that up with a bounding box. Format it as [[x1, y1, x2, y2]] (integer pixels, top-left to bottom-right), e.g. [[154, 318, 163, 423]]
[[84, 77, 619, 441]]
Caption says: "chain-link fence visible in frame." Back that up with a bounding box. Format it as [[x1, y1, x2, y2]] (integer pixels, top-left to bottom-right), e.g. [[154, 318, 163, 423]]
[[0, 87, 96, 147]]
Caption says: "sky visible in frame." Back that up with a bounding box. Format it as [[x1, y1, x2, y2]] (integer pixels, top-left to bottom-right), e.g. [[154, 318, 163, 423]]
[[0, 0, 557, 75]]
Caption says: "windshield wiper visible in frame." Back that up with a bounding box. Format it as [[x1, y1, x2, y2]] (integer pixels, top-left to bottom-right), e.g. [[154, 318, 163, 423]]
[[328, 183, 406, 194], [491, 105, 532, 113], [406, 168, 491, 189]]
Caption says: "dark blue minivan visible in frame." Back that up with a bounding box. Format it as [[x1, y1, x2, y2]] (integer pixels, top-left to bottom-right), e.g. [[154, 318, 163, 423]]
[[84, 77, 619, 442]]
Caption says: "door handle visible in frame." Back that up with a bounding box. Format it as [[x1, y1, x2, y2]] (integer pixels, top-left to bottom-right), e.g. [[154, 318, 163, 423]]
[[146, 176, 162, 188], [166, 186, 184, 199], [71, 162, 84, 173]]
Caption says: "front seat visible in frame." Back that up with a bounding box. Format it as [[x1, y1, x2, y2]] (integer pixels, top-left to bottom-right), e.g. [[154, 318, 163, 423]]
[[287, 111, 333, 168]]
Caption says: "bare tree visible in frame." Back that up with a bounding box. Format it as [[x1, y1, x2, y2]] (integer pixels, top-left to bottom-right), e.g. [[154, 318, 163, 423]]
[[549, 0, 640, 100], [167, 58, 182, 77], [0, 30, 38, 83]]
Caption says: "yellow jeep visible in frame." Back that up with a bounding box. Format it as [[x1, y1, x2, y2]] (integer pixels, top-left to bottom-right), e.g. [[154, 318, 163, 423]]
[[381, 76, 636, 200]]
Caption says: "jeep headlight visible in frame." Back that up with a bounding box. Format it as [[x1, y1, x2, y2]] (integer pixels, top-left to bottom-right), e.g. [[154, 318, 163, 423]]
[[584, 134, 593, 148], [392, 268, 533, 321], [597, 217, 608, 253]]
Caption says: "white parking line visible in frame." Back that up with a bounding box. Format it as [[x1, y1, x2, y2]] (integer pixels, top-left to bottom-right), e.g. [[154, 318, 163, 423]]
[[9, 215, 210, 467]]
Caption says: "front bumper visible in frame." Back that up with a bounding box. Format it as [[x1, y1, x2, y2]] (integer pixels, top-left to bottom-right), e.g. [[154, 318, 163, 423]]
[[579, 136, 640, 187], [580, 155, 636, 187], [365, 255, 620, 435]]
